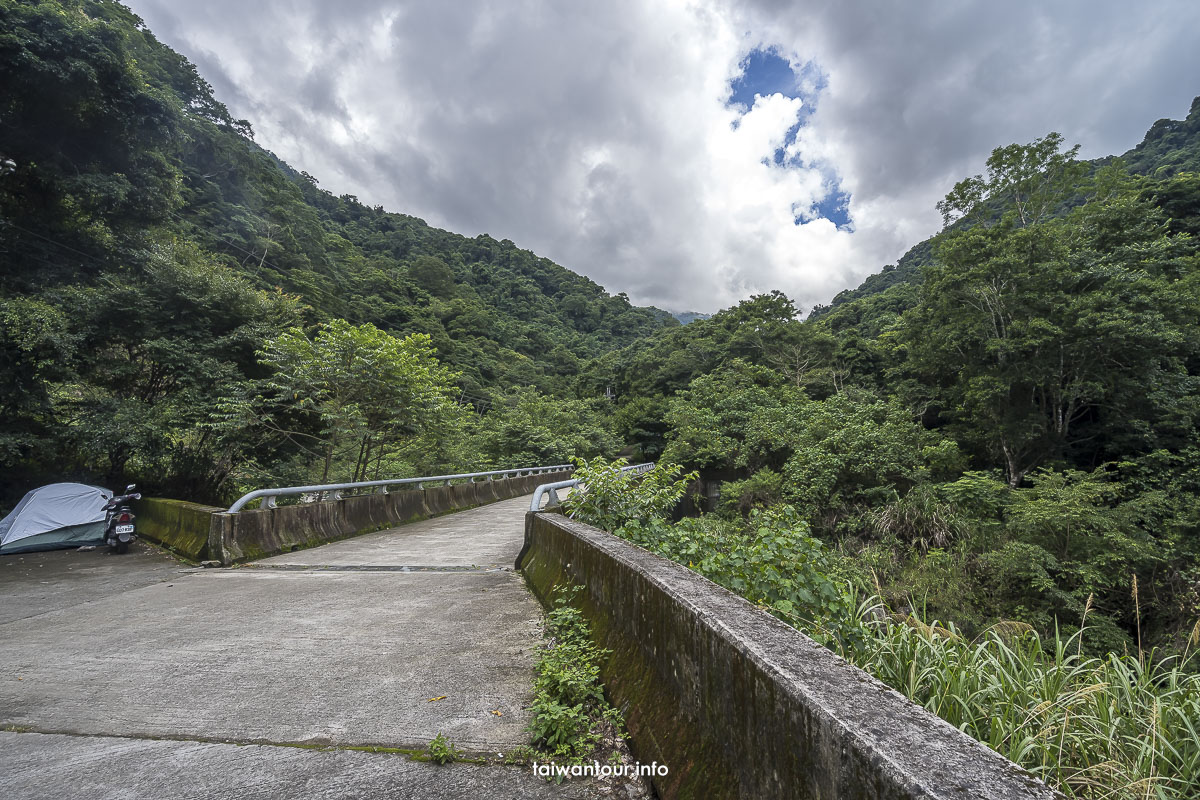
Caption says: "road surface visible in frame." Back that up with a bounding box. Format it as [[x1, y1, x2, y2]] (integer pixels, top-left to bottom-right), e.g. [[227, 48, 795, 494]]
[[0, 495, 599, 799]]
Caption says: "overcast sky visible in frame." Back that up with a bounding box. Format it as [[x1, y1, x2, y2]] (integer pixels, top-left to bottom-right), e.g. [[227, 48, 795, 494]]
[[127, 0, 1200, 314]]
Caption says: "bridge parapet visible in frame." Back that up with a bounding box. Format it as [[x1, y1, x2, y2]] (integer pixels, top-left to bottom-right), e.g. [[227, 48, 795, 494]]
[[519, 510, 1062, 800], [136, 466, 573, 564]]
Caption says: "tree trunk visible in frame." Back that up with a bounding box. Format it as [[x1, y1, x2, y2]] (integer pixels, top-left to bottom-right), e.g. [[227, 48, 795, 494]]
[[357, 438, 373, 483], [1001, 439, 1028, 488], [321, 437, 335, 484], [373, 443, 386, 480]]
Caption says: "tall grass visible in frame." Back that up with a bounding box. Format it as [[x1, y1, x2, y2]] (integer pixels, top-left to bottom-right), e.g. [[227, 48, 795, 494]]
[[829, 605, 1200, 799], [567, 459, 1200, 798]]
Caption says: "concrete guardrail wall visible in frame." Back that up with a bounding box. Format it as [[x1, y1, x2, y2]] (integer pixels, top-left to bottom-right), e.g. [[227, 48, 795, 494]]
[[519, 511, 1062, 800], [137, 471, 570, 564], [134, 497, 225, 561]]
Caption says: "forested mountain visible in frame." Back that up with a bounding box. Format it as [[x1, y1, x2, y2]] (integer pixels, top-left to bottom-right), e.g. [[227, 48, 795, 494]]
[[5, 1, 1200, 790], [0, 0, 673, 502], [591, 99, 1200, 664], [574, 102, 1200, 796], [810, 96, 1200, 319], [670, 311, 712, 325]]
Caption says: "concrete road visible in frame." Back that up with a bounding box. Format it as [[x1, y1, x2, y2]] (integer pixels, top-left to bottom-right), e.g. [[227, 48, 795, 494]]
[[0, 495, 594, 799], [0, 541, 191, 625], [250, 504, 526, 569]]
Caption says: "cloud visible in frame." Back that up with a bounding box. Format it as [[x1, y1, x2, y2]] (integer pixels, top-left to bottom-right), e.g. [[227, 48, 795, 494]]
[[127, 0, 1200, 313]]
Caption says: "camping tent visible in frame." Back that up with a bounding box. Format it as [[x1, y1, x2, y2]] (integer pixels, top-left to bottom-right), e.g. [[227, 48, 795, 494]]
[[0, 483, 112, 554]]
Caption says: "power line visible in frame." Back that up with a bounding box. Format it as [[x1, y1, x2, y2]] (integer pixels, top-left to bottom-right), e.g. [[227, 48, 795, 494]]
[[3, 221, 106, 262], [167, 210, 289, 274], [4, 215, 286, 285], [4, 247, 91, 274], [2, 224, 112, 274]]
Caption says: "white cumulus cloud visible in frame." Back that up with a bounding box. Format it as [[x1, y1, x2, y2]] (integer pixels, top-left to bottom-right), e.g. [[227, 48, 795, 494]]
[[126, 0, 1200, 313]]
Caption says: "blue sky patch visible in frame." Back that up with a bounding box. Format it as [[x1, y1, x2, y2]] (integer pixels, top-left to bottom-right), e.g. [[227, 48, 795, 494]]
[[729, 48, 849, 229], [728, 48, 801, 109], [814, 187, 852, 229]]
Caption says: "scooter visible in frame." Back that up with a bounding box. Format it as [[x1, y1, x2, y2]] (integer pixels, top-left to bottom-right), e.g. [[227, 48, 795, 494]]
[[102, 485, 142, 554]]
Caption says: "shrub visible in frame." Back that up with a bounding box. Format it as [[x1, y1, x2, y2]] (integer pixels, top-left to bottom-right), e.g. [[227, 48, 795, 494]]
[[603, 476, 1200, 797], [561, 456, 695, 531], [527, 587, 622, 763], [618, 506, 863, 649], [719, 468, 784, 515]]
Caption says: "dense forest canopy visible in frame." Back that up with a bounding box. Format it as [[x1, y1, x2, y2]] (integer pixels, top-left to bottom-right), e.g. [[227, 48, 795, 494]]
[[565, 97, 1200, 797], [597, 123, 1200, 659], [810, 96, 1200, 319]]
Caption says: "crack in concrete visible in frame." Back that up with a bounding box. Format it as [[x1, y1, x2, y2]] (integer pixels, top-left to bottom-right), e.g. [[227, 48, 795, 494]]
[[0, 724, 501, 760], [239, 564, 512, 573]]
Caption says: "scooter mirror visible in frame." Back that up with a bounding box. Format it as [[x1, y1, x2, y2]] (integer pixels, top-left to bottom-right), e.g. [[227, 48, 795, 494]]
[[125, 484, 137, 493]]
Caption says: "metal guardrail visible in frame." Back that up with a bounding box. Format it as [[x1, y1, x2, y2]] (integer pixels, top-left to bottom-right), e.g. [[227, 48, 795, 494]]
[[227, 465, 574, 513], [530, 462, 655, 512]]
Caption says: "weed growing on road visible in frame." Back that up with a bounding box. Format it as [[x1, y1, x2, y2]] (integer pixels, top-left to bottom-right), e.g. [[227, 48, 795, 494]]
[[528, 585, 624, 768], [426, 732, 462, 765]]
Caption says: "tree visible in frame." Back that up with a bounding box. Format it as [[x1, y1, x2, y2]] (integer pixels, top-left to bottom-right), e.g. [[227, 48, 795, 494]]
[[905, 145, 1200, 485], [765, 390, 963, 531], [56, 242, 299, 498], [237, 320, 461, 484], [662, 360, 796, 472], [408, 256, 457, 299], [0, 297, 74, 473], [0, 0, 210, 288], [935, 132, 1086, 229], [476, 387, 617, 468]]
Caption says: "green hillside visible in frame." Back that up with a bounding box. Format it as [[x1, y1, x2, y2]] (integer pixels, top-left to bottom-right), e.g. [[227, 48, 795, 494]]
[[810, 96, 1200, 320], [0, 0, 673, 502], [591, 97, 1200, 672], [4, 2, 1200, 792]]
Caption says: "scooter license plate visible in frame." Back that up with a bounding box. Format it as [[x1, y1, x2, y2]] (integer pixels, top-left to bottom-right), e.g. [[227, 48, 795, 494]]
[[115, 524, 135, 534]]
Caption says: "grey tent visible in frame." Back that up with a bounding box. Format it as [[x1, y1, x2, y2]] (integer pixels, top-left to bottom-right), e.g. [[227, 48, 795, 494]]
[[0, 483, 112, 554]]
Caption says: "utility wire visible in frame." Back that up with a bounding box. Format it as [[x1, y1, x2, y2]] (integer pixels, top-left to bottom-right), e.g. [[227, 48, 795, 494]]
[[4, 215, 287, 287], [167, 209, 291, 275], [2, 224, 112, 274], [3, 221, 106, 262], [5, 247, 90, 274]]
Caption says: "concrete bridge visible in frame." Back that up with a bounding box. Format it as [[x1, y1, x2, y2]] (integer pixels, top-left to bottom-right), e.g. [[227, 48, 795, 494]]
[[0, 472, 1060, 799], [0, 492, 605, 799]]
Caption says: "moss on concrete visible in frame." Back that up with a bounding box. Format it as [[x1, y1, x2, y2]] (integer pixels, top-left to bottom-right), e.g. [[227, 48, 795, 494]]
[[519, 512, 1060, 800], [135, 497, 223, 561]]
